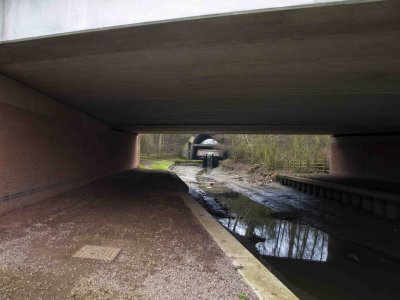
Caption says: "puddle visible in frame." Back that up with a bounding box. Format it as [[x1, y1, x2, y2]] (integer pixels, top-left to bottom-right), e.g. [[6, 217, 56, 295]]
[[175, 166, 400, 300], [203, 185, 329, 263]]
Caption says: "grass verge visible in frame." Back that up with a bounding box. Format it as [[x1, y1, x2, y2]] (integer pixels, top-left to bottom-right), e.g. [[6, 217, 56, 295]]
[[150, 160, 175, 171]]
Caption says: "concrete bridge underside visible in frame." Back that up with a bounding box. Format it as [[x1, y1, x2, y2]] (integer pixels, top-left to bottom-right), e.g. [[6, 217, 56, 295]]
[[1, 0, 400, 213], [1, 0, 399, 135]]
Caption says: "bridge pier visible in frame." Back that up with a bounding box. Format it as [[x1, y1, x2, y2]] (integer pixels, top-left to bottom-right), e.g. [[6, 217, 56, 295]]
[[331, 135, 400, 183], [330, 135, 400, 218]]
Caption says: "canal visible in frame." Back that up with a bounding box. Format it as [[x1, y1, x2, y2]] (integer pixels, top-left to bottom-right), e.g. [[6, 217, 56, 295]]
[[172, 165, 400, 300]]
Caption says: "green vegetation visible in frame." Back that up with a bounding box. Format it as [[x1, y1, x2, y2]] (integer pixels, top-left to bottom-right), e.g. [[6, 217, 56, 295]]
[[150, 160, 175, 170], [140, 153, 177, 160], [173, 158, 203, 165], [140, 153, 203, 171], [238, 293, 249, 300], [226, 134, 330, 172], [141, 134, 330, 173], [140, 157, 175, 171], [141, 134, 192, 157]]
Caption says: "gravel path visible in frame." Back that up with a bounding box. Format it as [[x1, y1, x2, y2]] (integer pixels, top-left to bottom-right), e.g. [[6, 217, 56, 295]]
[[0, 170, 256, 300]]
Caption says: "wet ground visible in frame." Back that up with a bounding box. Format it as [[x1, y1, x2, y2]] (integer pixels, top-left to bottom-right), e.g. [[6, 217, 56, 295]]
[[0, 170, 256, 300], [173, 165, 400, 300]]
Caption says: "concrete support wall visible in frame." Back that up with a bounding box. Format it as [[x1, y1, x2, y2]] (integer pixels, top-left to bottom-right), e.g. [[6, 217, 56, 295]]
[[330, 135, 400, 183], [0, 74, 138, 213]]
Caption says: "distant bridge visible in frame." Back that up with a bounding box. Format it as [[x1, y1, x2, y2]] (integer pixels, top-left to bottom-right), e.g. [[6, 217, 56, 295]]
[[185, 134, 227, 161]]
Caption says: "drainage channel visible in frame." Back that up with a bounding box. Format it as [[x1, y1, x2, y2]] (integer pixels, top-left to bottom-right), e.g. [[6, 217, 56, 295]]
[[183, 168, 400, 300]]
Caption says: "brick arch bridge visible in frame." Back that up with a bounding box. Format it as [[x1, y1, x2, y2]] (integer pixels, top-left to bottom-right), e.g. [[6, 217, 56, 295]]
[[186, 134, 227, 160]]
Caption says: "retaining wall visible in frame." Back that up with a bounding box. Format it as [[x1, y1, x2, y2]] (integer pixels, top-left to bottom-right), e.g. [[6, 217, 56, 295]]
[[277, 175, 400, 220], [0, 74, 139, 214]]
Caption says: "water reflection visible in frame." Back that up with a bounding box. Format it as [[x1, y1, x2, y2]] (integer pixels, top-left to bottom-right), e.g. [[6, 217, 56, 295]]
[[216, 193, 328, 262], [178, 168, 400, 300]]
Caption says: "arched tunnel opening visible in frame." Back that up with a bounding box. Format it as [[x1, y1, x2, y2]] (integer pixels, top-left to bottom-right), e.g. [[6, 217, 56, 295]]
[[186, 134, 228, 168]]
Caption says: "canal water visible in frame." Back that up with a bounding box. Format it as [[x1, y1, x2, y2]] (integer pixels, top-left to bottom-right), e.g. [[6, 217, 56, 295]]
[[173, 166, 400, 300]]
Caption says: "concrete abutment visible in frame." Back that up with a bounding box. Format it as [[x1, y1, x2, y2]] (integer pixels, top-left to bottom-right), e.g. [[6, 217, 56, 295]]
[[0, 74, 140, 214], [331, 135, 400, 183]]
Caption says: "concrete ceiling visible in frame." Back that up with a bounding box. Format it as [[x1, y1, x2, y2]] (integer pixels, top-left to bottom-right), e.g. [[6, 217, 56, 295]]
[[1, 0, 399, 134]]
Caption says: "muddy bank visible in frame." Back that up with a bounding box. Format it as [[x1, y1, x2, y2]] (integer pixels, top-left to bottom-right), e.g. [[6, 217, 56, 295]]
[[219, 160, 278, 185], [172, 166, 228, 218], [218, 159, 320, 185]]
